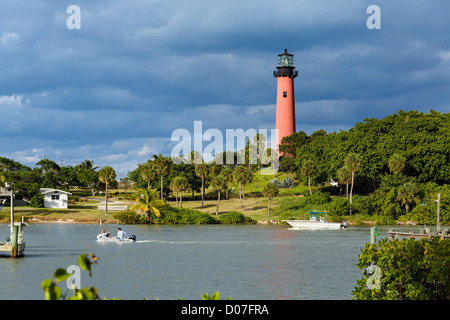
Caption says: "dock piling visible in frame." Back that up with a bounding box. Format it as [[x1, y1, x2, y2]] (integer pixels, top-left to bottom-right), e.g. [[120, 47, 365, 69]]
[[370, 226, 378, 243], [11, 225, 19, 258]]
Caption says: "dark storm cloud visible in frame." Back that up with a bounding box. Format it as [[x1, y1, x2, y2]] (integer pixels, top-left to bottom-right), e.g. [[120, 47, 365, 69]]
[[0, 0, 449, 177]]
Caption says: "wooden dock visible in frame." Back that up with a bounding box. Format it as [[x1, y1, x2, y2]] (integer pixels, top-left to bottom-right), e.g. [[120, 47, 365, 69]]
[[388, 228, 450, 240], [0, 221, 27, 257], [0, 186, 26, 258]]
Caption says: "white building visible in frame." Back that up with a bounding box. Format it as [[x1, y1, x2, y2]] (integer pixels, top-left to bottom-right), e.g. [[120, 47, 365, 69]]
[[40, 188, 72, 209]]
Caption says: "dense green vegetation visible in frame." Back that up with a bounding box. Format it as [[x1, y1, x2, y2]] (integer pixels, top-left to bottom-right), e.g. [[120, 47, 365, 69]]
[[278, 110, 449, 225], [353, 238, 450, 300], [1, 110, 448, 225], [112, 205, 256, 225], [280, 110, 449, 186]]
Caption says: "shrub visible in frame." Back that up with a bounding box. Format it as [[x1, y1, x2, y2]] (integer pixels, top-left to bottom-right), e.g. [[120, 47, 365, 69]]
[[328, 197, 350, 217], [305, 191, 331, 205], [154, 206, 219, 224], [29, 194, 45, 208], [271, 177, 296, 189], [273, 197, 307, 219], [352, 194, 377, 216], [219, 211, 256, 224], [270, 179, 281, 188], [112, 210, 146, 224], [280, 177, 296, 189], [353, 238, 450, 300], [68, 195, 80, 202]]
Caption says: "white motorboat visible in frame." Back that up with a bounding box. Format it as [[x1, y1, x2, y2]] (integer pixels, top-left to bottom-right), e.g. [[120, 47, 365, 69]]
[[96, 233, 137, 242], [284, 211, 348, 230]]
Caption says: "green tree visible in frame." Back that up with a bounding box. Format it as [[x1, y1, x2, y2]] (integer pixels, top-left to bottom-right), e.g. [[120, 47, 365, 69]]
[[98, 166, 116, 215], [336, 165, 352, 198], [139, 161, 157, 188], [252, 133, 266, 169], [344, 153, 362, 215], [242, 167, 253, 201], [353, 238, 450, 300], [75, 160, 100, 196], [131, 187, 165, 223], [36, 159, 61, 189], [76, 160, 98, 172], [29, 194, 45, 208], [388, 153, 406, 175], [153, 155, 172, 201], [170, 176, 189, 207], [195, 163, 210, 208], [278, 131, 308, 160], [209, 175, 227, 215], [221, 167, 233, 200], [396, 182, 419, 213], [300, 159, 317, 195], [262, 182, 279, 216], [232, 166, 247, 208]]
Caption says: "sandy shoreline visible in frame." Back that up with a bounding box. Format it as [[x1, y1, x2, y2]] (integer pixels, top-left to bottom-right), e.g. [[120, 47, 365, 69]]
[[6, 217, 120, 224], [2, 216, 417, 226]]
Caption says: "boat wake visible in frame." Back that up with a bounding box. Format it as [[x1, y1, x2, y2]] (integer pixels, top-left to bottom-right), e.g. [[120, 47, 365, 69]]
[[134, 239, 257, 245]]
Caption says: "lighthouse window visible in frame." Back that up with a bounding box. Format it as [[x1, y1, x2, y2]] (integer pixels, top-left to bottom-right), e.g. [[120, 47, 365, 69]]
[[283, 91, 287, 98]]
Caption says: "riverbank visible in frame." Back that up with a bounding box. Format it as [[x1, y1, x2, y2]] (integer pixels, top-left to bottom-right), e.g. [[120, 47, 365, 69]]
[[0, 196, 420, 226], [1, 188, 431, 226]]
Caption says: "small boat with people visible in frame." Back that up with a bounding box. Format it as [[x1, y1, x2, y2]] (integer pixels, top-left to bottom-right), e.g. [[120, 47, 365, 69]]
[[97, 227, 136, 243], [284, 211, 348, 230]]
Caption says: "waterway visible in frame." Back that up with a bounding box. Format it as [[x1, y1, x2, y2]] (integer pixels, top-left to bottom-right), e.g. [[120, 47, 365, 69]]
[[0, 223, 423, 300]]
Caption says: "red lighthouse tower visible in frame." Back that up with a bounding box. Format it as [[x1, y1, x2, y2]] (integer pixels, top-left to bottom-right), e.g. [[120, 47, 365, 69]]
[[274, 48, 298, 154]]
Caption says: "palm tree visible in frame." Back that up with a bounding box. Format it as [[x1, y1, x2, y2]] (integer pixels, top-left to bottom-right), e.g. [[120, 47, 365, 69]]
[[388, 153, 406, 175], [140, 161, 157, 188], [233, 165, 247, 208], [242, 167, 253, 201], [209, 175, 227, 215], [336, 165, 352, 198], [344, 153, 362, 215], [262, 182, 279, 217], [153, 155, 172, 201], [80, 159, 98, 172], [396, 182, 418, 213], [221, 167, 233, 200], [195, 163, 209, 208], [300, 159, 317, 195], [186, 151, 203, 165], [98, 166, 116, 215], [170, 176, 189, 207], [252, 133, 266, 169], [131, 188, 165, 223]]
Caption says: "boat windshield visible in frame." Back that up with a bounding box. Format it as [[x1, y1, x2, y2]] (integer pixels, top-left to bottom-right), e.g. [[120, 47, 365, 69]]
[[307, 211, 326, 222]]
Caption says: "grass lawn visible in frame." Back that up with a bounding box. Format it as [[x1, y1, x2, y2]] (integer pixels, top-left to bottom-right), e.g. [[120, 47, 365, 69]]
[[4, 205, 119, 223], [0, 174, 377, 225], [0, 195, 285, 223], [178, 196, 280, 221]]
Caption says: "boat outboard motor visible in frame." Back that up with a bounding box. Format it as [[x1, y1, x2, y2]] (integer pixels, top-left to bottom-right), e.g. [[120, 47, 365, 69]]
[[340, 221, 348, 229], [128, 235, 137, 241]]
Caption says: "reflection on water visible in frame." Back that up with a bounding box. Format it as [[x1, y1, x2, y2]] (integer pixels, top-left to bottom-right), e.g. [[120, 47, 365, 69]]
[[0, 223, 423, 300]]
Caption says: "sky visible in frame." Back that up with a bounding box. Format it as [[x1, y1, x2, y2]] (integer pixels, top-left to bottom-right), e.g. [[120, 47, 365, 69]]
[[0, 0, 449, 178]]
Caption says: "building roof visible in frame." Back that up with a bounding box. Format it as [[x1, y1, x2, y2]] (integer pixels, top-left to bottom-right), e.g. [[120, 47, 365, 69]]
[[39, 188, 72, 195]]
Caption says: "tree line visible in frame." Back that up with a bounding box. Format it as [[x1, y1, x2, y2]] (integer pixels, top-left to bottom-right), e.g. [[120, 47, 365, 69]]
[[1, 109, 448, 223], [279, 109, 449, 224]]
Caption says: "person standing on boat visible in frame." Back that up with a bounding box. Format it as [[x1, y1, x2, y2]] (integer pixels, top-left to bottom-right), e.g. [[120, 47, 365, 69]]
[[116, 227, 127, 240]]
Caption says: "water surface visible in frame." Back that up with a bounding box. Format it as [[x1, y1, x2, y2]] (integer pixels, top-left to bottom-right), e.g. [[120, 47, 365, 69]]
[[0, 223, 422, 300]]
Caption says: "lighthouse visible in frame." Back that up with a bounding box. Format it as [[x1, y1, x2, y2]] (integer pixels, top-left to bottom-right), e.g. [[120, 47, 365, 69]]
[[274, 48, 298, 154]]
